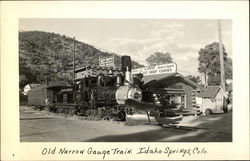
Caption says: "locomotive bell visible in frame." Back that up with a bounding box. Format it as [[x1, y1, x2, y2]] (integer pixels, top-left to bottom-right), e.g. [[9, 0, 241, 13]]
[[125, 66, 133, 85], [116, 74, 123, 87]]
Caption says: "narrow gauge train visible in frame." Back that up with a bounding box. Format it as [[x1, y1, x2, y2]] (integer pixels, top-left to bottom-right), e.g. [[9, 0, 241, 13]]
[[54, 56, 142, 121]]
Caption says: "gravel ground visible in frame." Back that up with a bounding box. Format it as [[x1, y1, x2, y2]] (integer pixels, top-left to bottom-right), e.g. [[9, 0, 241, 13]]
[[20, 106, 232, 142]]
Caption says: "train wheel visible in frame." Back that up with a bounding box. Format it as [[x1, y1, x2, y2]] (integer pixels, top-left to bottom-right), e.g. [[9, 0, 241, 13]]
[[68, 109, 75, 116], [118, 110, 126, 121], [86, 109, 92, 116], [205, 109, 212, 116], [64, 108, 69, 115], [79, 108, 86, 116], [99, 108, 106, 118], [93, 109, 98, 116]]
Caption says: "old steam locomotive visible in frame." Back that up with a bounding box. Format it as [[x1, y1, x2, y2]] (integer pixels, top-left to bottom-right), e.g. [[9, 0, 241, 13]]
[[54, 56, 142, 121]]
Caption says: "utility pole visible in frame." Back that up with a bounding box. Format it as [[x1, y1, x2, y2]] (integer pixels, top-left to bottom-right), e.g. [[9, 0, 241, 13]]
[[217, 19, 226, 90], [113, 53, 115, 68], [73, 37, 76, 80]]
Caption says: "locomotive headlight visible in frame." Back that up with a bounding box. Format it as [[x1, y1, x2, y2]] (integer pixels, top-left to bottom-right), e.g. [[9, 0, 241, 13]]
[[134, 92, 141, 100], [131, 88, 142, 102]]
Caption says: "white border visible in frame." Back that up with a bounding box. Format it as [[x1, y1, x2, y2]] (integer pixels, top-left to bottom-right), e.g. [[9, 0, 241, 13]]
[[1, 1, 249, 160]]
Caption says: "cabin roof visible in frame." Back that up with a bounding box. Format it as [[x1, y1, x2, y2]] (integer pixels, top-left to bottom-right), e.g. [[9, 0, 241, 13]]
[[143, 72, 198, 89], [24, 84, 40, 88], [197, 86, 221, 98], [46, 81, 70, 89]]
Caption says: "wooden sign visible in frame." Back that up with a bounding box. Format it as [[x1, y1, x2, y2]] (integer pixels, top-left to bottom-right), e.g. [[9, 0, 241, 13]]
[[132, 63, 177, 76]]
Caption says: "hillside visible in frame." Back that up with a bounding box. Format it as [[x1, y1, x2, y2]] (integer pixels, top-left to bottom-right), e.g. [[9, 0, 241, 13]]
[[19, 31, 143, 88]]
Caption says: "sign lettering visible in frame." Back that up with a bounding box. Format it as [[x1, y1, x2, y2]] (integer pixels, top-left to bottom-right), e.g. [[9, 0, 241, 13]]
[[132, 63, 177, 76], [99, 57, 114, 68]]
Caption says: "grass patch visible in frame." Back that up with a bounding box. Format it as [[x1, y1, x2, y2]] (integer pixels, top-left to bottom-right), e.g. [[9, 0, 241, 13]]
[[125, 117, 148, 126]]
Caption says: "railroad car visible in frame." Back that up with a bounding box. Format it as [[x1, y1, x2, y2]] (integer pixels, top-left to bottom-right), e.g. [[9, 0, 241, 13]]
[[27, 81, 70, 109]]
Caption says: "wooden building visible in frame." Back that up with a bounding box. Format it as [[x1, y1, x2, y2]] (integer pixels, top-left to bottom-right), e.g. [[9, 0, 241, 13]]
[[196, 86, 226, 115], [22, 83, 40, 95], [143, 72, 198, 112], [27, 81, 69, 106]]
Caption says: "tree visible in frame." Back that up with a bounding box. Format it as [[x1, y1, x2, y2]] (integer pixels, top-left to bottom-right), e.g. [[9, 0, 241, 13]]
[[19, 31, 145, 90], [198, 42, 232, 86], [185, 75, 201, 84], [146, 52, 173, 66]]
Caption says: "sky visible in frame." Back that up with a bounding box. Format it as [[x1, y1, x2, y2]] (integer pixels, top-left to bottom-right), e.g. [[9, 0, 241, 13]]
[[19, 19, 232, 76]]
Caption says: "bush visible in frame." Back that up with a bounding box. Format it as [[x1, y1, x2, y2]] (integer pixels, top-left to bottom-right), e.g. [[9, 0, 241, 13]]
[[34, 105, 45, 111], [19, 93, 28, 106]]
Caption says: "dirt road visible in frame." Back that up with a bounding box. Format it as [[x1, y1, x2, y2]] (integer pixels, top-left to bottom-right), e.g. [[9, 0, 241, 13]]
[[20, 106, 232, 142]]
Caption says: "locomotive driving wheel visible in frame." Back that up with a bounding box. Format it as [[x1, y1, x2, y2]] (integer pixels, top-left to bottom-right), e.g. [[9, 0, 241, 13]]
[[117, 110, 126, 121]]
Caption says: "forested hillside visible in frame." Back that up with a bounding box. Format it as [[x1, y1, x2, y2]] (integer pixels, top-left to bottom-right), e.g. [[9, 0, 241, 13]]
[[19, 31, 143, 88]]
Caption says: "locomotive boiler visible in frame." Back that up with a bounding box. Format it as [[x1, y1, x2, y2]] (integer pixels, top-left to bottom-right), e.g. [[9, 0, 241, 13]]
[[54, 55, 142, 121]]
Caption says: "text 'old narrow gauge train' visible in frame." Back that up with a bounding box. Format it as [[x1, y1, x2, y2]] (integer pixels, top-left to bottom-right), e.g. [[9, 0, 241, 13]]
[[29, 56, 144, 121]]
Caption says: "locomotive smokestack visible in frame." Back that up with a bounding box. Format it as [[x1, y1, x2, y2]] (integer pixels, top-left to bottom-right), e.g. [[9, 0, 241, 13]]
[[122, 56, 131, 72], [121, 56, 132, 84]]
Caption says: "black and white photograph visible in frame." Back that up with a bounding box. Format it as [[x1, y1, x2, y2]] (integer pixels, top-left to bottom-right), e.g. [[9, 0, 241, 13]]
[[19, 19, 233, 142], [1, 1, 249, 160]]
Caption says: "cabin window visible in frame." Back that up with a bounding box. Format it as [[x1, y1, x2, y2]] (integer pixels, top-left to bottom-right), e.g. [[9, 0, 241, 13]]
[[63, 94, 67, 103], [67, 94, 74, 103], [57, 94, 63, 103]]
